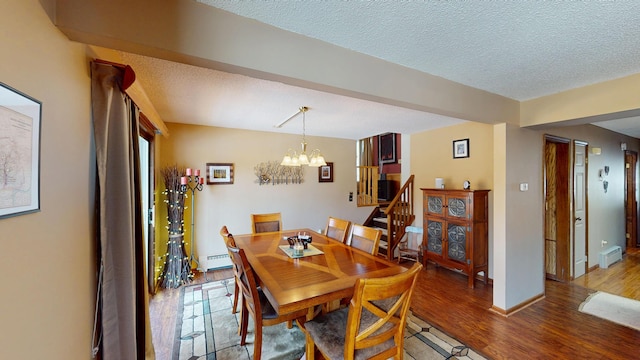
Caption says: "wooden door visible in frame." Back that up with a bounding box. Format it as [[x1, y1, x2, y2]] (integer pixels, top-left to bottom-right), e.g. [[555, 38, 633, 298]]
[[573, 141, 587, 278], [544, 135, 571, 282], [625, 151, 638, 248]]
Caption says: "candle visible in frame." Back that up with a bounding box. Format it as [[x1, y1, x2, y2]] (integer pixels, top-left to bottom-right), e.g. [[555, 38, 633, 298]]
[[199, 177, 204, 184], [194, 169, 200, 176], [180, 176, 188, 185], [186, 168, 192, 176]]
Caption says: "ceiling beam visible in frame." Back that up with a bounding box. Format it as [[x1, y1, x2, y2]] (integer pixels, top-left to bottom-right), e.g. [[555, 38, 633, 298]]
[[54, 0, 519, 126]]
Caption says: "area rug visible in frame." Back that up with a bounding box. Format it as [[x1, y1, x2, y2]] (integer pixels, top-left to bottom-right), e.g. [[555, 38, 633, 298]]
[[579, 291, 640, 331], [174, 279, 487, 360]]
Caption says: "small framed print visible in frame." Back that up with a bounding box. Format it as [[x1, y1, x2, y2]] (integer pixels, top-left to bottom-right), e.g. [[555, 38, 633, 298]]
[[206, 163, 234, 184], [453, 138, 469, 159], [318, 162, 333, 183]]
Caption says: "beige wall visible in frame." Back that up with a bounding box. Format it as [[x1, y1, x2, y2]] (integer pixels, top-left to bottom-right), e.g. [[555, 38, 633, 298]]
[[502, 124, 545, 307], [411, 121, 494, 216], [156, 123, 372, 276], [410, 121, 496, 296], [1, 1, 95, 359], [521, 73, 640, 127]]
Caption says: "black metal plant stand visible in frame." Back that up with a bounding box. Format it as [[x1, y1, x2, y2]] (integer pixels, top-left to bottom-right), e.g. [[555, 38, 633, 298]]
[[181, 170, 204, 279]]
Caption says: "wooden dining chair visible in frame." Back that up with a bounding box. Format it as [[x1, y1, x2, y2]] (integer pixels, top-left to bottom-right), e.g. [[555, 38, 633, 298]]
[[226, 240, 308, 360], [220, 226, 241, 316], [251, 212, 282, 233], [324, 216, 352, 243], [346, 224, 382, 256], [302, 262, 423, 360]]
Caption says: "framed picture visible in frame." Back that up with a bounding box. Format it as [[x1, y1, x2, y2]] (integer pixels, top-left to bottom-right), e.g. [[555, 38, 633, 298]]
[[0, 82, 41, 219], [453, 138, 469, 159], [318, 162, 333, 183], [206, 163, 234, 184], [378, 132, 396, 164]]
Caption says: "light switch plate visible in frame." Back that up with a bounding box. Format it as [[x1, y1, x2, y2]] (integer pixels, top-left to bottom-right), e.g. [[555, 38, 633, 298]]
[[519, 183, 528, 192]]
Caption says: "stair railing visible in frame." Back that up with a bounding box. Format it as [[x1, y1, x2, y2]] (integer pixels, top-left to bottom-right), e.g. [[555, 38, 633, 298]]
[[356, 166, 379, 207], [382, 175, 415, 260]]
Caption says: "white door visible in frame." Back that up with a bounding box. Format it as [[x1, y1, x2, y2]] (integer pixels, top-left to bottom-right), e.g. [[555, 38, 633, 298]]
[[573, 141, 587, 278]]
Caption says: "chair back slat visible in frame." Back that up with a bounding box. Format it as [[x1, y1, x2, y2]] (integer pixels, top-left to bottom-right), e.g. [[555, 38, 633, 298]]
[[325, 217, 352, 243], [348, 224, 382, 256], [251, 212, 282, 233]]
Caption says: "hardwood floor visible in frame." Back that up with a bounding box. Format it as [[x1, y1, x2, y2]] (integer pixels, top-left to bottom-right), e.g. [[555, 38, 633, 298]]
[[149, 271, 232, 360], [149, 248, 640, 359], [572, 247, 640, 300], [412, 249, 640, 359]]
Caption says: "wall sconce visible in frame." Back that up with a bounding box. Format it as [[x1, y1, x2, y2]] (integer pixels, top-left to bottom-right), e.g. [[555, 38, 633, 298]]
[[591, 147, 602, 155]]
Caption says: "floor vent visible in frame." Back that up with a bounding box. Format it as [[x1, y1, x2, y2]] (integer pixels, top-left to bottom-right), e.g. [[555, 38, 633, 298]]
[[599, 246, 622, 269], [198, 253, 232, 271]]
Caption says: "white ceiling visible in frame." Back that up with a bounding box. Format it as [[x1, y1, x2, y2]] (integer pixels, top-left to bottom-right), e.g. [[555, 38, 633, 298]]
[[121, 1, 640, 140]]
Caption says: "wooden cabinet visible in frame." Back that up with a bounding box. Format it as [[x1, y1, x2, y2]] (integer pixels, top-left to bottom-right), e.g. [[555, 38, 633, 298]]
[[421, 188, 490, 288]]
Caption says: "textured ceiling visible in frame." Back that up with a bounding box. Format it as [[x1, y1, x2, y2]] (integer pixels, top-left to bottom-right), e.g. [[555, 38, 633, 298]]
[[199, 1, 640, 101], [122, 1, 640, 139], [119, 53, 466, 140]]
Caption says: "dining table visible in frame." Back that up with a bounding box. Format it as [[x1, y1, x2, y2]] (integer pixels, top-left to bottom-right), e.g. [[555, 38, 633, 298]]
[[232, 228, 408, 317]]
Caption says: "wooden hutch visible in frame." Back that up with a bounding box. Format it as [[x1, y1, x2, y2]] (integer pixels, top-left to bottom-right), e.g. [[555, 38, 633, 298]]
[[421, 188, 490, 288]]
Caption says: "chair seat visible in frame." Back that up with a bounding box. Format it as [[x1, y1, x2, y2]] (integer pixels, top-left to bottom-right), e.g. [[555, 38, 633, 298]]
[[258, 288, 279, 320], [305, 302, 396, 360]]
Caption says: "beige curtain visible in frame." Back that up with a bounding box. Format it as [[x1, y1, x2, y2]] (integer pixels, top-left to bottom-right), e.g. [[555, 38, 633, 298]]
[[91, 62, 155, 360]]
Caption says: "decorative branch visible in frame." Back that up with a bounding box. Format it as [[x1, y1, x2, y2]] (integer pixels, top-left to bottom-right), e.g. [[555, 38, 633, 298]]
[[254, 161, 304, 185], [158, 164, 193, 288]]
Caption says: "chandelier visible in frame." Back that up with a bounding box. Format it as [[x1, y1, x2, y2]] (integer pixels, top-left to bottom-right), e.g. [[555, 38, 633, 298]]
[[278, 106, 326, 167]]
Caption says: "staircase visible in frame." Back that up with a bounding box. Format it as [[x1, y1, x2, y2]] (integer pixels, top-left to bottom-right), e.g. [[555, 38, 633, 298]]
[[363, 175, 415, 260]]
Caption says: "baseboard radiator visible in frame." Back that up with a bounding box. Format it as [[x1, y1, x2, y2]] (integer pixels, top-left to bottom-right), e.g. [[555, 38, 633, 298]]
[[599, 246, 622, 269], [198, 253, 232, 271]]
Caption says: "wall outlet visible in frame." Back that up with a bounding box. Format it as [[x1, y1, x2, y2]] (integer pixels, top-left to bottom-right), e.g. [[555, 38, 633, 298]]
[[601, 240, 608, 247]]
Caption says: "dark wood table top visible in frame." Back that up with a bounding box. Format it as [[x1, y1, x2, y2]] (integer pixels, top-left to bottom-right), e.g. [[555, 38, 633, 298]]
[[232, 228, 407, 315]]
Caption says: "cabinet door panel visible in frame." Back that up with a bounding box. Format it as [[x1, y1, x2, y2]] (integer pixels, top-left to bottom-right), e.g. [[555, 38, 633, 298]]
[[426, 219, 443, 255], [447, 196, 469, 219], [426, 193, 446, 216], [446, 223, 467, 263]]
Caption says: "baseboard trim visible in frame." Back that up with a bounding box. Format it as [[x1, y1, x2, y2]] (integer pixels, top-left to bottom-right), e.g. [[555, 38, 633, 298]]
[[489, 293, 546, 317]]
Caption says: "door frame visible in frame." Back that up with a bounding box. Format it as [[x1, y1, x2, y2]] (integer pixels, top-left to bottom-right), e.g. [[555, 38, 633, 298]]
[[544, 134, 571, 282], [139, 118, 156, 294]]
